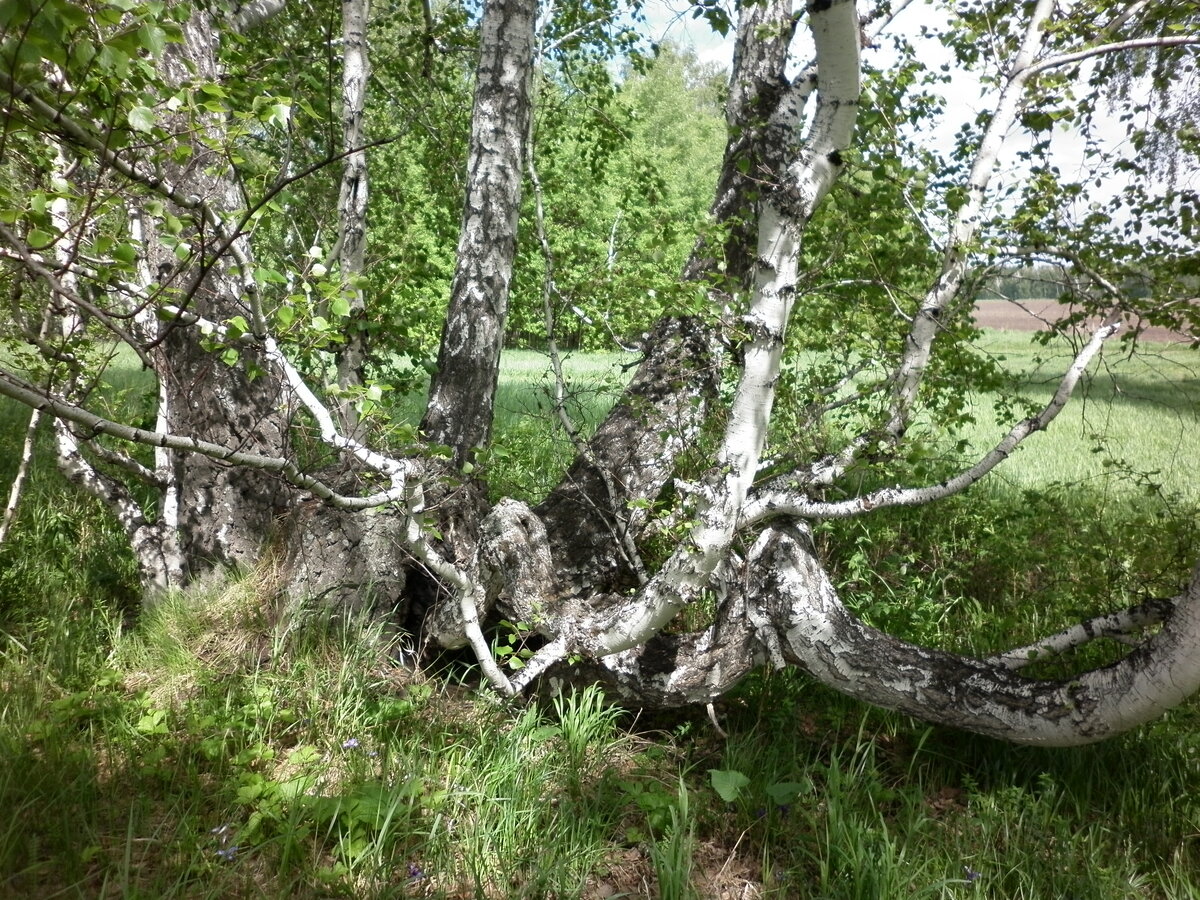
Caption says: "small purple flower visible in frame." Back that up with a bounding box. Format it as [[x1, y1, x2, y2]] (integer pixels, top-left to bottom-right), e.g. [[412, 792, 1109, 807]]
[[342, 737, 360, 750], [964, 866, 981, 883], [754, 807, 767, 820], [216, 845, 239, 862], [407, 862, 426, 882], [778, 803, 791, 819]]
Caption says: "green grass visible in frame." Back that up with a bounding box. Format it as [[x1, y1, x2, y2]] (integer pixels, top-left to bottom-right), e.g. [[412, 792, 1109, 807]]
[[1, 333, 1199, 897], [958, 330, 1200, 503], [479, 349, 635, 501]]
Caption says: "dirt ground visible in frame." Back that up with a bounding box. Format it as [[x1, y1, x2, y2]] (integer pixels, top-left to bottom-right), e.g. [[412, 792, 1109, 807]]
[[972, 299, 1193, 344]]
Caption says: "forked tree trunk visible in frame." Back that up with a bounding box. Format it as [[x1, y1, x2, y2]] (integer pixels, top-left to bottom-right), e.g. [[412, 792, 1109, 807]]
[[7, 0, 1200, 750]]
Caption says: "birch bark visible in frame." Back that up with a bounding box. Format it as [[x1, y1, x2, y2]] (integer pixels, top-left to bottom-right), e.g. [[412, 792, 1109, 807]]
[[334, 0, 371, 427], [420, 0, 537, 465]]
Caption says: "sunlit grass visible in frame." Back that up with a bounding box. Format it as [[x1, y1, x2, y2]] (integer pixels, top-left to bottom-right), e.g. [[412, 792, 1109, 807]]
[[960, 330, 1200, 503]]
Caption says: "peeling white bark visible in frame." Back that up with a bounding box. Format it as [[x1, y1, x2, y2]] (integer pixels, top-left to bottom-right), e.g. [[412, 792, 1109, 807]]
[[762, 526, 1200, 746], [581, 0, 861, 658], [333, 0, 371, 420]]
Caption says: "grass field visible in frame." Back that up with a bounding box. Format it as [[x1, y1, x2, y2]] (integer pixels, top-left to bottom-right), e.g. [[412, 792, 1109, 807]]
[[961, 330, 1200, 502], [1, 331, 1198, 898]]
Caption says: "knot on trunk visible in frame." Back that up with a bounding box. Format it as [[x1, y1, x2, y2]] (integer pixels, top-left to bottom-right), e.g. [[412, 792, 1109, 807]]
[[478, 499, 558, 628]]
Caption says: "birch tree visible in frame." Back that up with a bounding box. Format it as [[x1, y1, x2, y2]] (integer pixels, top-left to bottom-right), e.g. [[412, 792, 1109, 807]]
[[1, 0, 1199, 747]]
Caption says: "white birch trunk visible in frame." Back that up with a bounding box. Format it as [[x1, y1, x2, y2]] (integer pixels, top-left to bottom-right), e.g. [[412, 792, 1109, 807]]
[[581, 0, 862, 657], [334, 0, 371, 426], [0, 407, 39, 546]]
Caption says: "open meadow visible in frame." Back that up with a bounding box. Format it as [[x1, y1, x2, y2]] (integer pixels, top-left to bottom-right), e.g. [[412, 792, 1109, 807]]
[[1, 325, 1198, 899]]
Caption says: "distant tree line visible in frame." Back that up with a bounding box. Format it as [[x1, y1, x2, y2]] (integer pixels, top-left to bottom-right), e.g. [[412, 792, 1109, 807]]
[[983, 263, 1154, 301], [983, 263, 1067, 300]]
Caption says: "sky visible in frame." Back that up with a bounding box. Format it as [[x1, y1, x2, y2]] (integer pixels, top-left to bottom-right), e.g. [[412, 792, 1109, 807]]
[[634, 0, 1172, 230], [639, 0, 738, 68]]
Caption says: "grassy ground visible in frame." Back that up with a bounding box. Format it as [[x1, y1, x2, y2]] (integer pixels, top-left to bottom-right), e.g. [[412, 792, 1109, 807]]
[[1, 334, 1198, 898], [960, 331, 1200, 502]]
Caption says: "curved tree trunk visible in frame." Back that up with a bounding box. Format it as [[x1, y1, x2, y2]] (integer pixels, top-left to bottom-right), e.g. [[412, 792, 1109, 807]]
[[759, 526, 1200, 747]]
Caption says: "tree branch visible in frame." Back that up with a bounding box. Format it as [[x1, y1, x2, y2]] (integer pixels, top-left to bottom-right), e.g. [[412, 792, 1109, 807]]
[[0, 223, 155, 369], [742, 319, 1121, 524], [1028, 35, 1200, 78], [0, 368, 412, 511], [883, 0, 1056, 445], [986, 597, 1176, 670]]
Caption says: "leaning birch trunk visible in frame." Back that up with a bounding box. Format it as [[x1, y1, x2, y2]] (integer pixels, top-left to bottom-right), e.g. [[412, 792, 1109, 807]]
[[0, 407, 39, 545], [37, 136, 185, 592], [886, 0, 1055, 439], [503, 0, 863, 671]]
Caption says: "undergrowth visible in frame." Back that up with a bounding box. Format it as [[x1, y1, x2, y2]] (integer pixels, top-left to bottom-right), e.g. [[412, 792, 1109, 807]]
[[2, 341, 1199, 897]]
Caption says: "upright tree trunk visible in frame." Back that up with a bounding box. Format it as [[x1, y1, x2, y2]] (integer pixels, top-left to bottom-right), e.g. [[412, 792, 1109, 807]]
[[334, 0, 371, 428], [149, 10, 295, 582], [420, 0, 537, 465]]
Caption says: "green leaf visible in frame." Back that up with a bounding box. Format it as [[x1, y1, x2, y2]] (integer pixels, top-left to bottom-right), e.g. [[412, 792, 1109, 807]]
[[329, 296, 351, 318], [137, 22, 166, 56], [255, 267, 287, 285], [27, 228, 54, 248], [127, 105, 155, 133], [764, 780, 811, 805], [709, 769, 750, 803], [263, 102, 291, 129], [135, 708, 168, 735]]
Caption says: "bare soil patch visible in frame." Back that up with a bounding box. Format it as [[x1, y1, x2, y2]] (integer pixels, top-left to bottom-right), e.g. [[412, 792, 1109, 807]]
[[972, 299, 1192, 344]]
